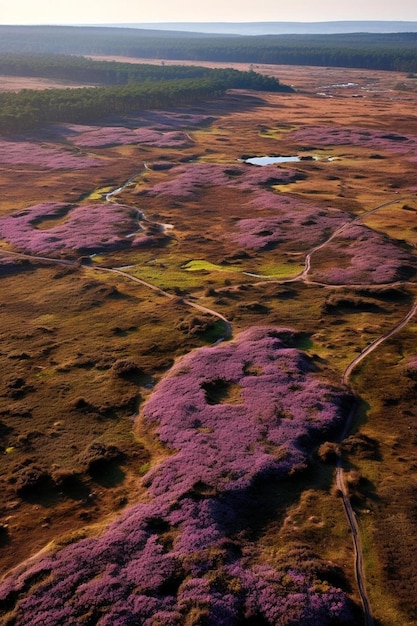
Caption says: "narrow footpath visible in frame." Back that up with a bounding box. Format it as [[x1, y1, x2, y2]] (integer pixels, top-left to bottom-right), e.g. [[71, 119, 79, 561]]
[[1, 175, 416, 625]]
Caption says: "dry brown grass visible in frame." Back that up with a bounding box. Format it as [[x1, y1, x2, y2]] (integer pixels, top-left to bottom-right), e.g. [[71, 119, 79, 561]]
[[0, 75, 96, 92], [0, 65, 416, 624]]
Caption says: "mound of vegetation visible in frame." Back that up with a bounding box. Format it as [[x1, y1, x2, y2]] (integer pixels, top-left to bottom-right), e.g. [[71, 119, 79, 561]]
[[0, 327, 355, 625]]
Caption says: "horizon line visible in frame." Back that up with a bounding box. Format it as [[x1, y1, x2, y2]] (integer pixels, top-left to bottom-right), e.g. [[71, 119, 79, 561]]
[[2, 19, 417, 26]]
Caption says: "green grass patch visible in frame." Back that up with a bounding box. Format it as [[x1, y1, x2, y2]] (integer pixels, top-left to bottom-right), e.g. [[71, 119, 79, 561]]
[[132, 264, 205, 291], [254, 260, 305, 278], [183, 259, 240, 273], [84, 186, 114, 201], [258, 125, 296, 139]]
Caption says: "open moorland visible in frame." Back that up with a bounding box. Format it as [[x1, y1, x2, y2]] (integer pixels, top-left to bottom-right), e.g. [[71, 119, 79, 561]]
[[0, 61, 416, 625]]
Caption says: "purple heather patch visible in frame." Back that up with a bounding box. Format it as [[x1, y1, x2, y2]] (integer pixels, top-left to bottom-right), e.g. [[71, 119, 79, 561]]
[[142, 326, 347, 499], [134, 111, 214, 128], [289, 125, 417, 155], [0, 327, 354, 625], [309, 224, 416, 284], [64, 124, 193, 148], [0, 202, 143, 256], [0, 139, 101, 169], [233, 197, 346, 251], [137, 163, 300, 199]]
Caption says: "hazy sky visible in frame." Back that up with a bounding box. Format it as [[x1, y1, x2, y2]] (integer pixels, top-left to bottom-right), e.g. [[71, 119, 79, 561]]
[[1, 0, 417, 25]]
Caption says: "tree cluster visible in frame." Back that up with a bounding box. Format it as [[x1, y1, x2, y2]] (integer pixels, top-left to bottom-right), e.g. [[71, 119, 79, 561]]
[[0, 25, 416, 72], [0, 61, 291, 134], [0, 54, 286, 85]]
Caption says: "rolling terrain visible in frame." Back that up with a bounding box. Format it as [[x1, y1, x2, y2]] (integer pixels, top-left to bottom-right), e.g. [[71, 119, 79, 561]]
[[0, 61, 416, 625]]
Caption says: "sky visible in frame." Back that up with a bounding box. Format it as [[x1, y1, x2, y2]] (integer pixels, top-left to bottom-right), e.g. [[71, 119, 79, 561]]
[[1, 0, 417, 25]]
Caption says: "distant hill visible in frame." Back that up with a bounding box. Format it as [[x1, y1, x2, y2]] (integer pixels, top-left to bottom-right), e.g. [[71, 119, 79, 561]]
[[118, 21, 417, 36]]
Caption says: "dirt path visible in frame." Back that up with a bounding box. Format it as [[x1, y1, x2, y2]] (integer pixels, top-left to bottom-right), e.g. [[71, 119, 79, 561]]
[[0, 248, 232, 340], [335, 437, 374, 626], [334, 299, 417, 626], [237, 195, 413, 292], [307, 196, 415, 626], [302, 196, 411, 283], [1, 172, 415, 625], [342, 299, 417, 385], [92, 264, 232, 338], [244, 193, 415, 626]]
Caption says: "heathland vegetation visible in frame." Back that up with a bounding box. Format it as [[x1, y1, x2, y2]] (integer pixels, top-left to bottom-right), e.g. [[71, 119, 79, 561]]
[[0, 34, 416, 626]]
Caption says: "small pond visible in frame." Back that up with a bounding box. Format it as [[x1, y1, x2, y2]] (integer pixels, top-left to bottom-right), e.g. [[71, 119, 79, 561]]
[[243, 155, 316, 166]]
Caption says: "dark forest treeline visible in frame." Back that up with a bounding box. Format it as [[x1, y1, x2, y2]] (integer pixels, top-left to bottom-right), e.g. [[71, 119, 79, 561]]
[[0, 63, 291, 134], [0, 54, 287, 87], [0, 26, 417, 71]]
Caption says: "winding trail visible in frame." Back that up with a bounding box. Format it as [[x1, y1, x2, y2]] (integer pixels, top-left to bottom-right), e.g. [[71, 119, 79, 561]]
[[243, 196, 411, 287], [1, 168, 416, 625], [301, 196, 411, 283], [103, 170, 233, 336], [0, 248, 232, 340], [342, 299, 417, 386], [92, 264, 232, 338], [334, 298, 417, 626], [335, 430, 374, 626], [301, 196, 415, 626], [238, 193, 415, 626], [0, 168, 233, 340]]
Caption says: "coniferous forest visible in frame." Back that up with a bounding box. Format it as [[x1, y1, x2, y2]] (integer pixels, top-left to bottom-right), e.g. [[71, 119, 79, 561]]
[[0, 56, 292, 133], [1, 25, 416, 134], [0, 25, 416, 72]]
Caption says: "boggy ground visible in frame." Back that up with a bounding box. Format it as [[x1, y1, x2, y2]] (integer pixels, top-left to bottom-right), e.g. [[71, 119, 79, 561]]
[[0, 64, 416, 625]]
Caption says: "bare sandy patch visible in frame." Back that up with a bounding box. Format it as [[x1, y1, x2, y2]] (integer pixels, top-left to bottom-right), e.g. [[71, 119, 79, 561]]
[[0, 75, 96, 92]]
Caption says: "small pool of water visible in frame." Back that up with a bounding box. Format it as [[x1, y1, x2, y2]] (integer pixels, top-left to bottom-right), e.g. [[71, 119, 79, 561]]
[[243, 155, 316, 166]]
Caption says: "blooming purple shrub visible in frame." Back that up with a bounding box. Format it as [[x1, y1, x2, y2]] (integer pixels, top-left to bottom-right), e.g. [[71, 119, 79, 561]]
[[142, 326, 348, 500], [309, 224, 416, 284], [0, 202, 141, 256], [137, 163, 300, 199], [134, 110, 214, 128], [289, 125, 417, 155], [0, 139, 101, 169], [64, 125, 193, 148], [233, 199, 346, 251], [0, 328, 355, 625]]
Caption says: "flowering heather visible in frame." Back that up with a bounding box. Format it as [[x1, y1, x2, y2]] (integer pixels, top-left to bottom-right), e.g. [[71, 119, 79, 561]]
[[134, 111, 214, 128], [142, 326, 347, 498], [0, 328, 354, 625], [309, 224, 416, 284], [233, 200, 346, 251], [0, 202, 140, 256], [289, 125, 417, 155], [65, 125, 193, 148], [138, 163, 300, 199], [0, 139, 101, 169]]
